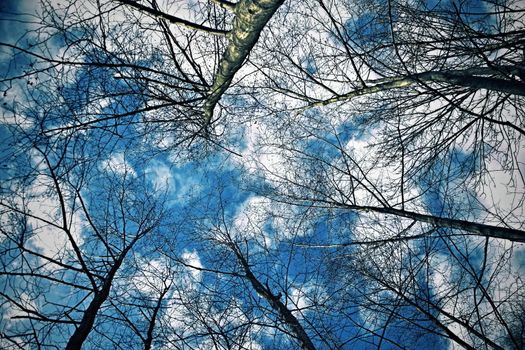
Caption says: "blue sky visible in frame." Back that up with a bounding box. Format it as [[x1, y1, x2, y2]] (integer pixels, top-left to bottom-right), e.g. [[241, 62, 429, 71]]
[[0, 0, 524, 349]]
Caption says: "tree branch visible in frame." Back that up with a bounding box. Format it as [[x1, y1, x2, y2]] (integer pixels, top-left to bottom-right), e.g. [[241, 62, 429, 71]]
[[303, 65, 525, 111], [114, 0, 228, 35]]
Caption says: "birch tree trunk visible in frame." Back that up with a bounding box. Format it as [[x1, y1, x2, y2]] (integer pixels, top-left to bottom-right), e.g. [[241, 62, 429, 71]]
[[203, 0, 285, 127]]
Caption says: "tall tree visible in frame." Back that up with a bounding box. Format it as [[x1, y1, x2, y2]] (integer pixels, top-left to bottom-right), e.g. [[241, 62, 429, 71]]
[[0, 107, 167, 348], [1, 0, 524, 349]]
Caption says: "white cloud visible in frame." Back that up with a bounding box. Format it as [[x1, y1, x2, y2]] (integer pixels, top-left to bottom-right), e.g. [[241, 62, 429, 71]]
[[288, 286, 311, 318], [129, 257, 173, 295], [1, 292, 37, 324], [181, 250, 203, 280], [17, 171, 84, 261], [232, 195, 274, 246], [146, 160, 174, 192], [101, 152, 136, 176]]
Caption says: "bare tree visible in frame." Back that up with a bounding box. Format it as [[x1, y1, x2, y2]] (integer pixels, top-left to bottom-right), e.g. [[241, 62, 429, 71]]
[[0, 123, 166, 349], [1, 0, 285, 145], [1, 0, 524, 349], [249, 0, 525, 206]]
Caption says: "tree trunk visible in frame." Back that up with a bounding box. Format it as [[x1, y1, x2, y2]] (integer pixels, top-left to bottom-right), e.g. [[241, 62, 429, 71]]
[[203, 0, 285, 126], [65, 256, 125, 350], [307, 64, 525, 110], [350, 205, 525, 243], [233, 246, 317, 350], [144, 287, 169, 350]]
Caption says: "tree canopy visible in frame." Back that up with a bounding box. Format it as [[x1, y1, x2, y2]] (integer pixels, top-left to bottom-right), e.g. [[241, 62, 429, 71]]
[[0, 0, 524, 349]]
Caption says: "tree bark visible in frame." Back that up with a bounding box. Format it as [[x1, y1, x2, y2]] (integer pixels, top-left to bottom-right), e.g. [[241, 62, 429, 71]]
[[232, 246, 317, 350], [306, 65, 525, 110], [65, 255, 126, 350], [144, 287, 169, 350], [203, 0, 285, 127], [349, 205, 525, 243]]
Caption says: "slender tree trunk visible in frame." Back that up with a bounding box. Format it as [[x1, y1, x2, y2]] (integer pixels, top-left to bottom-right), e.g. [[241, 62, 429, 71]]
[[65, 256, 125, 350], [203, 0, 285, 126], [347, 205, 525, 243], [307, 64, 525, 110], [232, 246, 317, 350], [144, 287, 169, 350], [65, 290, 109, 350], [416, 70, 525, 96]]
